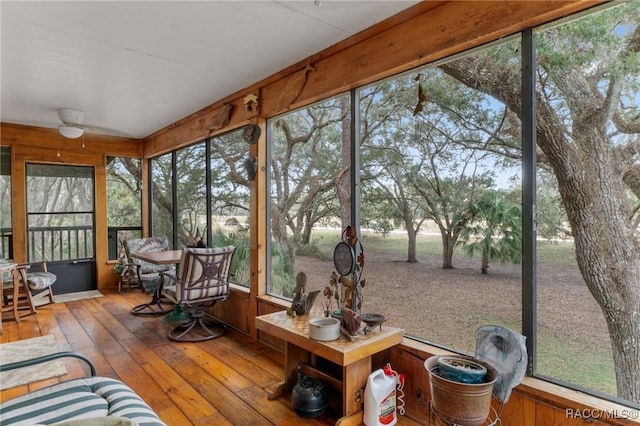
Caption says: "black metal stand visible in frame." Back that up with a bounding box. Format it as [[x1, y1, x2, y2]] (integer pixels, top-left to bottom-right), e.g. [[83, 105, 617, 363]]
[[167, 311, 227, 342], [130, 278, 173, 316]]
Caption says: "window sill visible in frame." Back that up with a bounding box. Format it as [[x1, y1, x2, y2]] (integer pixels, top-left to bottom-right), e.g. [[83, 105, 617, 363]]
[[230, 283, 250, 293], [257, 294, 289, 307], [399, 338, 640, 425]]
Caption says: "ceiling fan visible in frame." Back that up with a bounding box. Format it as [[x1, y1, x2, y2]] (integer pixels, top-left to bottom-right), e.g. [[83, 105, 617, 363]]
[[57, 108, 86, 139]]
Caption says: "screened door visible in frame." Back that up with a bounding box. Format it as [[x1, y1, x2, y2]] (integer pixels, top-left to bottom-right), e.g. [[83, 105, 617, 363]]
[[26, 164, 96, 293]]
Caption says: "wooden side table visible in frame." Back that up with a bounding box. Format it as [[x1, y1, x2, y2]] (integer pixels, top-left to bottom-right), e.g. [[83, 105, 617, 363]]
[[256, 308, 403, 425]]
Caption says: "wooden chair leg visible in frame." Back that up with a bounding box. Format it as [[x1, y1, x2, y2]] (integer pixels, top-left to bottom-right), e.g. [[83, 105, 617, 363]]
[[15, 267, 37, 316], [11, 272, 21, 323], [24, 283, 37, 315]]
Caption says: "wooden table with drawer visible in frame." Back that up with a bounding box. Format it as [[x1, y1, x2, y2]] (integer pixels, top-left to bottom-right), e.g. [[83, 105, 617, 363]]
[[256, 307, 403, 425]]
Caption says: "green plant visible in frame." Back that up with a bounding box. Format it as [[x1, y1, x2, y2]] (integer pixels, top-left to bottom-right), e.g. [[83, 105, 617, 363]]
[[458, 194, 522, 274], [211, 227, 250, 285], [270, 245, 295, 297]]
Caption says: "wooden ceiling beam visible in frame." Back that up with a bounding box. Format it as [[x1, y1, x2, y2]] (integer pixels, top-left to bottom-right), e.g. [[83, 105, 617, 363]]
[[143, 0, 606, 158]]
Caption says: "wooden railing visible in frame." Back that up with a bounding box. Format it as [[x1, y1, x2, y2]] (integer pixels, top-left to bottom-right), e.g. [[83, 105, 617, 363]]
[[107, 226, 142, 260], [28, 225, 94, 262], [4, 225, 142, 262], [0, 227, 12, 259]]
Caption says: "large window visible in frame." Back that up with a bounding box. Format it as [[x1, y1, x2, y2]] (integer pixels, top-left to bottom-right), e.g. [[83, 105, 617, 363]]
[[209, 129, 251, 286], [358, 39, 522, 350], [267, 94, 351, 298], [176, 143, 207, 248], [0, 147, 11, 258], [150, 153, 174, 246], [106, 156, 142, 260], [148, 127, 251, 286], [265, 2, 640, 407], [534, 3, 640, 401]]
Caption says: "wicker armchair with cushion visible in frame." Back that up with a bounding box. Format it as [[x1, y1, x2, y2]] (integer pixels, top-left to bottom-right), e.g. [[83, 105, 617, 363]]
[[123, 236, 175, 316]]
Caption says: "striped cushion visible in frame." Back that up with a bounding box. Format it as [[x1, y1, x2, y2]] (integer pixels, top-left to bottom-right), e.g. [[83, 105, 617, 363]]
[[0, 377, 165, 426], [176, 246, 234, 302]]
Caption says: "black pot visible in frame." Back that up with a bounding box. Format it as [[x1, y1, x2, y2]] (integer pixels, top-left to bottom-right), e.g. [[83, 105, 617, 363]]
[[291, 372, 328, 418]]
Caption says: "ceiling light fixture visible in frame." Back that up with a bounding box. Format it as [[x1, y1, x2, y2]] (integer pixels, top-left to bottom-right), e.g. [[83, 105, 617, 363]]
[[57, 108, 86, 139], [58, 125, 84, 139]]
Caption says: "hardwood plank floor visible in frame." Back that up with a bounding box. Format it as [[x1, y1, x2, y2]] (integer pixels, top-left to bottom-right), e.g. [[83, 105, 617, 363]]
[[1, 289, 312, 425], [1, 289, 422, 426]]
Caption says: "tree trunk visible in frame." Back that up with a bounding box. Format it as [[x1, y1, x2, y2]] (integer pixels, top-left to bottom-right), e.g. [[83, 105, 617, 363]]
[[440, 55, 640, 402], [301, 210, 312, 245], [555, 130, 640, 403], [442, 233, 455, 269], [271, 205, 294, 275], [337, 96, 352, 230], [407, 226, 418, 263], [481, 250, 489, 274]]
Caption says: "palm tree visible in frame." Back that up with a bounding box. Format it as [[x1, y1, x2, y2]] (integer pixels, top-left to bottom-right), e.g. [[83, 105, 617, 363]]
[[458, 194, 522, 274]]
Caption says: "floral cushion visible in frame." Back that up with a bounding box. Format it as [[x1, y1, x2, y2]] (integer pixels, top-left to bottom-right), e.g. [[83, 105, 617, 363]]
[[0, 258, 15, 282], [123, 236, 174, 275]]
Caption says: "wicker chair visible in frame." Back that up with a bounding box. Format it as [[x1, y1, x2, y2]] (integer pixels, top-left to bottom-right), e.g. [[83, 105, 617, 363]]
[[160, 246, 235, 342]]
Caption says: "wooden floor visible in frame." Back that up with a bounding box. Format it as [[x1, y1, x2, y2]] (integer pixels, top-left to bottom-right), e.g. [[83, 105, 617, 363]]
[[1, 288, 339, 426]]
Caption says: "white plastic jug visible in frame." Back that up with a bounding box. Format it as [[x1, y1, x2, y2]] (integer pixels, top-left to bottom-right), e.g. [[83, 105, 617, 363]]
[[363, 368, 397, 426]]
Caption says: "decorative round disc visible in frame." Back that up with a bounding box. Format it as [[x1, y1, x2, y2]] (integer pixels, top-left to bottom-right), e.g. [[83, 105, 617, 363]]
[[333, 241, 355, 276]]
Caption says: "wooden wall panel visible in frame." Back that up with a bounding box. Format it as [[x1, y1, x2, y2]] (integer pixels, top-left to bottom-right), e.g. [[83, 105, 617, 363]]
[[10, 150, 26, 262], [1, 123, 142, 157], [212, 286, 252, 335], [536, 402, 607, 426], [1, 123, 143, 290], [497, 393, 537, 426], [256, 299, 287, 351], [143, 0, 604, 158]]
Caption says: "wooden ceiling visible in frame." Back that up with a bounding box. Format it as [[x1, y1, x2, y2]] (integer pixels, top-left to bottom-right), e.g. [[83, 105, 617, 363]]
[[0, 1, 419, 139]]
